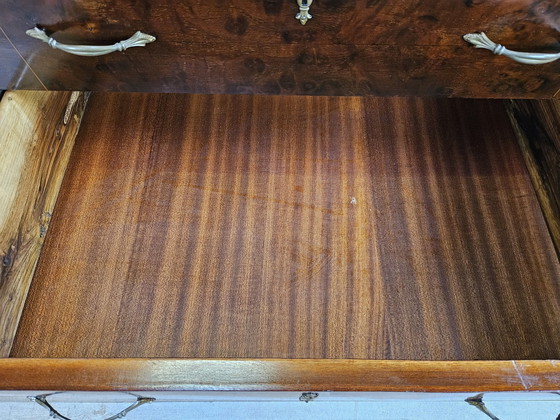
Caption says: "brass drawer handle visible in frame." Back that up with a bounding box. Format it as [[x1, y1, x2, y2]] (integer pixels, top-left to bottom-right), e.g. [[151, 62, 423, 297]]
[[296, 0, 313, 25], [464, 32, 560, 65], [26, 27, 156, 57]]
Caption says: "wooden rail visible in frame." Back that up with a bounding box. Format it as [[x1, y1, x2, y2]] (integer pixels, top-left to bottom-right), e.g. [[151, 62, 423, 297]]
[[0, 359, 558, 392]]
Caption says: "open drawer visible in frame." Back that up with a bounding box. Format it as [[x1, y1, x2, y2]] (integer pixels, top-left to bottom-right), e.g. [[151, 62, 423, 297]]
[[0, 91, 558, 400]]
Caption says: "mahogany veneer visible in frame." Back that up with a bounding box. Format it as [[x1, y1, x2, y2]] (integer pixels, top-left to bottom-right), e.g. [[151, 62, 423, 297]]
[[10, 93, 560, 362]]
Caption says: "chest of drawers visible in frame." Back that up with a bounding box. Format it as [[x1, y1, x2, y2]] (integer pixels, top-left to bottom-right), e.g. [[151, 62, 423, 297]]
[[0, 1, 559, 414]]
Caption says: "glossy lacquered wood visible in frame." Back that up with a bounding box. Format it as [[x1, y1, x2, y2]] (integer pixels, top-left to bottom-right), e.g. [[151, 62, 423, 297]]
[[6, 43, 560, 97], [0, 359, 558, 392], [0, 1, 559, 96], [11, 93, 560, 361], [4, 0, 560, 48], [0, 91, 89, 356]]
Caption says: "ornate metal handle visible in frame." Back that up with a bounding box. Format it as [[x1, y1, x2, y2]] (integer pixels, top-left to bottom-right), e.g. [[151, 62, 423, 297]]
[[464, 32, 560, 65], [295, 0, 313, 25], [25, 27, 156, 57], [29, 392, 155, 420]]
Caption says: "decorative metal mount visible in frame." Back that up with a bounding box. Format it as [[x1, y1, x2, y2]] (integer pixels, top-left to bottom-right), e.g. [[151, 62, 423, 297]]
[[26, 27, 156, 57], [28, 392, 155, 420], [465, 393, 500, 420], [463, 32, 560, 65], [296, 0, 313, 25], [299, 392, 319, 402]]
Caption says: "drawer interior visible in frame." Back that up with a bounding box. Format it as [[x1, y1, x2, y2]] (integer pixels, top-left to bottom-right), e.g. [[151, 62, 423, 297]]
[[9, 93, 560, 361]]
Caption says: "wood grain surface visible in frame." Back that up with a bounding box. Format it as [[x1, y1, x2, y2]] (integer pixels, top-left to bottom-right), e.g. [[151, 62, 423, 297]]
[[11, 93, 560, 360], [506, 99, 560, 257], [4, 0, 559, 49], [0, 1, 559, 96], [0, 91, 89, 356], [3, 43, 559, 97], [0, 27, 44, 90], [1, 359, 559, 392]]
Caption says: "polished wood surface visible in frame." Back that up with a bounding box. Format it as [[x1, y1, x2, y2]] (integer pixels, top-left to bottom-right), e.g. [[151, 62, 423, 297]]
[[4, 0, 559, 48], [0, 1, 559, 96], [11, 94, 560, 360], [0, 28, 44, 90], [5, 43, 560, 97], [507, 99, 560, 257], [1, 359, 559, 392], [0, 91, 89, 357]]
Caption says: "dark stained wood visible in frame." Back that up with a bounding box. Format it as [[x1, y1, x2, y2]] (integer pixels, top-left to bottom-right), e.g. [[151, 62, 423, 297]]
[[0, 91, 89, 357], [0, 359, 558, 392], [11, 94, 560, 360], [1, 43, 558, 97], [0, 27, 44, 89], [2, 0, 559, 49], [506, 99, 560, 257], [0, 1, 559, 96]]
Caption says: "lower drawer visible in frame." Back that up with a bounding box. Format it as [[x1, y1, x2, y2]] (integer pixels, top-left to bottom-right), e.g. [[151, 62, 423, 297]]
[[2, 390, 560, 420], [0, 91, 558, 392]]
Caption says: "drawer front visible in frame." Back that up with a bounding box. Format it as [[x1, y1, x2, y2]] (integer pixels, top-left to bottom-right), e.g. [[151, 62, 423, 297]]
[[2, 1, 558, 48], [2, 390, 560, 420], [0, 0, 559, 96]]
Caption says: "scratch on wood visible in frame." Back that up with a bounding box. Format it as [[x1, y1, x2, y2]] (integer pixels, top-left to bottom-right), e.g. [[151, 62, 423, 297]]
[[511, 360, 529, 391]]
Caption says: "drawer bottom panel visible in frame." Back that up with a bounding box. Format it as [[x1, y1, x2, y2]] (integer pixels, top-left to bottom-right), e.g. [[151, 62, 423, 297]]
[[11, 93, 560, 360]]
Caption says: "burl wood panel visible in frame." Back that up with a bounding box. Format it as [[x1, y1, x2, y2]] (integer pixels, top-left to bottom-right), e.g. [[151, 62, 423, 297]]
[[0, 91, 89, 356], [11, 94, 560, 360], [1, 359, 559, 392], [3, 0, 559, 48], [507, 99, 560, 257], [0, 0, 559, 96], [5, 43, 560, 97]]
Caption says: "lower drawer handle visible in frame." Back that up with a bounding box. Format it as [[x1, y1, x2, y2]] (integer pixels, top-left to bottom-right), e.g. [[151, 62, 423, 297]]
[[29, 392, 155, 420], [25, 27, 156, 57], [463, 32, 560, 65]]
